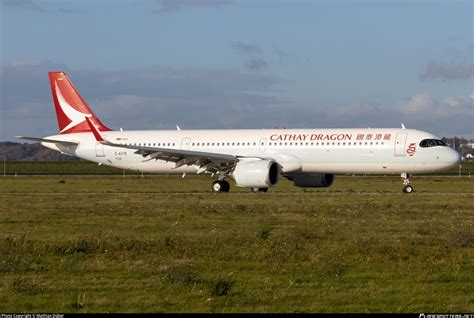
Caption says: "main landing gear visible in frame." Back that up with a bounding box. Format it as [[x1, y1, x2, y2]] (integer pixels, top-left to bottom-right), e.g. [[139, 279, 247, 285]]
[[251, 187, 268, 193], [211, 180, 230, 193], [401, 173, 414, 194]]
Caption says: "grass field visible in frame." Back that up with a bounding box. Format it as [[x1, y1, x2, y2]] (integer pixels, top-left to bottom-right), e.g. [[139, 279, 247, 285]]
[[0, 174, 473, 313]]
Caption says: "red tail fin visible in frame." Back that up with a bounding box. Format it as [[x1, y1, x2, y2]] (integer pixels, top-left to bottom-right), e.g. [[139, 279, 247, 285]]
[[48, 72, 111, 134]]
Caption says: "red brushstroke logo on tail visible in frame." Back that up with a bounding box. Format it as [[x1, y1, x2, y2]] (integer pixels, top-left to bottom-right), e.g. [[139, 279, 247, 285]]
[[48, 72, 111, 134]]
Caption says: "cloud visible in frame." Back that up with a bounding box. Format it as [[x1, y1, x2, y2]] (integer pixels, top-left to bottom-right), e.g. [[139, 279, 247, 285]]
[[244, 58, 268, 71], [1, 0, 81, 13], [437, 93, 474, 118], [1, 60, 472, 141], [1, 0, 42, 11], [419, 62, 474, 81], [399, 92, 473, 117], [399, 94, 433, 114], [155, 0, 231, 13], [232, 42, 269, 71], [0, 60, 280, 139], [233, 42, 263, 55], [396, 92, 473, 137]]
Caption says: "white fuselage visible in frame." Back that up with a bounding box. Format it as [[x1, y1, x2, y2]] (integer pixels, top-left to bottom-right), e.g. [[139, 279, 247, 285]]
[[43, 128, 460, 175]]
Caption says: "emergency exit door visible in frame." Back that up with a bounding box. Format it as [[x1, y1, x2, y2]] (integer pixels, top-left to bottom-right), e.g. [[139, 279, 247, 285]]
[[394, 133, 407, 157]]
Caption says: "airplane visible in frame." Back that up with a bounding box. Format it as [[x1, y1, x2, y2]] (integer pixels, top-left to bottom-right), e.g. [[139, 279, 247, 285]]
[[17, 72, 461, 193]]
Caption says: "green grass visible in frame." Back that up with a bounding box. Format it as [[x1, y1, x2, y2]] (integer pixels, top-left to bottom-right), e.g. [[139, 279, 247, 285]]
[[0, 175, 473, 313], [2, 160, 140, 175]]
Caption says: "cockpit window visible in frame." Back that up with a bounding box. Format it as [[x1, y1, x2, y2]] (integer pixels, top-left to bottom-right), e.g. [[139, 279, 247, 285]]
[[419, 139, 447, 148]]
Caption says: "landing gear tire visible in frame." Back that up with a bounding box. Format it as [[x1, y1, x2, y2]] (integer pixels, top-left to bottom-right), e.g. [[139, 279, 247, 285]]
[[401, 173, 413, 194], [211, 180, 230, 193], [212, 180, 222, 193], [251, 187, 268, 193], [221, 180, 230, 192], [403, 185, 414, 194]]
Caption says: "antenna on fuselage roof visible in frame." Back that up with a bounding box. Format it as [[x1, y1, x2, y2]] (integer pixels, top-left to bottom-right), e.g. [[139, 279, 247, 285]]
[[401, 123, 406, 129]]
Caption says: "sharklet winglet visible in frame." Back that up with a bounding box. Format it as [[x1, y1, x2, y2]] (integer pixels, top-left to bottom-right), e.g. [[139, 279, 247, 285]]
[[85, 117, 105, 142]]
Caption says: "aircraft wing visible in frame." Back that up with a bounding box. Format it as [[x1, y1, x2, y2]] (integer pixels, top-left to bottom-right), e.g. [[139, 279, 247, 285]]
[[104, 139, 237, 173], [85, 117, 238, 174], [16, 136, 79, 146]]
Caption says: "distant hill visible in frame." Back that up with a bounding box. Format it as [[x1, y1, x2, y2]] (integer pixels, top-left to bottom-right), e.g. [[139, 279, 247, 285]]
[[0, 142, 79, 161]]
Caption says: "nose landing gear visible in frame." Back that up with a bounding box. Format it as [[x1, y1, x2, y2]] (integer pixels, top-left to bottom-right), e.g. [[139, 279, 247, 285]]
[[401, 173, 413, 193], [211, 180, 230, 193]]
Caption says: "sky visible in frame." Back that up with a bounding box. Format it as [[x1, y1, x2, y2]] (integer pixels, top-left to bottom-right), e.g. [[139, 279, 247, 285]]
[[1, 0, 473, 141]]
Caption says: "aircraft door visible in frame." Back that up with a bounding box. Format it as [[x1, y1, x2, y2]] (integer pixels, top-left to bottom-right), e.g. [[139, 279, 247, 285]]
[[259, 138, 266, 153], [181, 137, 191, 150], [95, 142, 105, 157], [394, 133, 407, 157]]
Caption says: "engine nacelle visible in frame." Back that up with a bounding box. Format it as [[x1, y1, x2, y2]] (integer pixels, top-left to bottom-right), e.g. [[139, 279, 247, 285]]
[[287, 173, 335, 188], [231, 160, 280, 188]]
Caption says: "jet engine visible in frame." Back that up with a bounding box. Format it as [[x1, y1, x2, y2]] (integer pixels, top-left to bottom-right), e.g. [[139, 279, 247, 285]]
[[231, 160, 280, 188], [287, 173, 335, 188]]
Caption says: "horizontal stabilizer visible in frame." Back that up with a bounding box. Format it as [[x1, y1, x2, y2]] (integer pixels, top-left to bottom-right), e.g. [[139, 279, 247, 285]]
[[15, 136, 79, 146]]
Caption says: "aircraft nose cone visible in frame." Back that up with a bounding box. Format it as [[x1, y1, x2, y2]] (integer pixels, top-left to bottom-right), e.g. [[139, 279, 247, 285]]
[[448, 149, 461, 166], [454, 150, 461, 164]]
